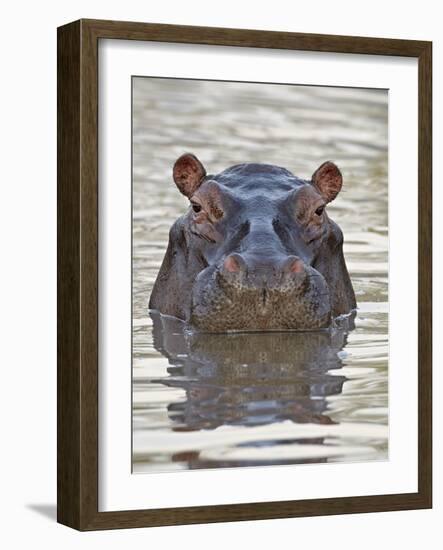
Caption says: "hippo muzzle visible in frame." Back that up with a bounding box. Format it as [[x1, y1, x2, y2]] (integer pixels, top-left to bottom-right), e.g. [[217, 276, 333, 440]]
[[190, 253, 331, 332]]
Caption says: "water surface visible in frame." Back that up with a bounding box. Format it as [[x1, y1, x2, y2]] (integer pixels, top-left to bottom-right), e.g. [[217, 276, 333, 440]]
[[132, 78, 388, 473]]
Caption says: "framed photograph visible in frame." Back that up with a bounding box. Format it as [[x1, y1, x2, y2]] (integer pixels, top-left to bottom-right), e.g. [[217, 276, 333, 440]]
[[57, 19, 432, 530]]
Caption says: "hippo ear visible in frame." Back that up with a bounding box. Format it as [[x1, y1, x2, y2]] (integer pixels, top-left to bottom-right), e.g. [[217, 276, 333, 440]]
[[311, 161, 343, 203], [173, 153, 207, 197]]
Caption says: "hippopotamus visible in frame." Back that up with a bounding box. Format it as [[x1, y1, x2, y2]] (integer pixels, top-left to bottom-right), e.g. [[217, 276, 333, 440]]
[[149, 153, 356, 332]]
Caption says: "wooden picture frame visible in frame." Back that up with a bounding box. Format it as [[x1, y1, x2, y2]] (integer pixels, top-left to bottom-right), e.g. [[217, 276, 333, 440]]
[[57, 18, 432, 530]]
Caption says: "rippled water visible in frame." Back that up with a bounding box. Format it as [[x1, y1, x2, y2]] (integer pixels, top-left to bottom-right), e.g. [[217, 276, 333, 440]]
[[132, 78, 388, 473]]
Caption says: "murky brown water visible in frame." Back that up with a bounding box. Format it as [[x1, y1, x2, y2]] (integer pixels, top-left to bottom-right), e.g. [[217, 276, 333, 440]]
[[132, 77, 388, 473]]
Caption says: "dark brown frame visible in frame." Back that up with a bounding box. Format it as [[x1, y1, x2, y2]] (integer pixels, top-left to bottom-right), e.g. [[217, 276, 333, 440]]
[[57, 18, 432, 531]]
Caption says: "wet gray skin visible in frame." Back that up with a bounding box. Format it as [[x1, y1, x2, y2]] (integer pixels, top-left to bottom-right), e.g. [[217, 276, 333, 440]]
[[149, 154, 356, 332], [150, 312, 349, 441]]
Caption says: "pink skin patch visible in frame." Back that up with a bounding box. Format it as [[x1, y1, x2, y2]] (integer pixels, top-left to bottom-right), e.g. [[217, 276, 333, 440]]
[[223, 254, 242, 273], [288, 258, 304, 274]]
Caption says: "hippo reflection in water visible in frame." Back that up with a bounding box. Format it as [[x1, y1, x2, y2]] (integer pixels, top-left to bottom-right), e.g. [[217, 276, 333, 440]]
[[150, 154, 356, 331], [150, 312, 349, 432]]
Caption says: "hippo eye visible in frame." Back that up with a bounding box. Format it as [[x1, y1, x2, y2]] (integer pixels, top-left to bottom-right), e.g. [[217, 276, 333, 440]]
[[191, 202, 202, 213], [315, 205, 325, 216]]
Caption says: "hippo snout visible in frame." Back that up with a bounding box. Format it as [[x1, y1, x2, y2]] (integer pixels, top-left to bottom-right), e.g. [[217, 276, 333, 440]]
[[217, 253, 307, 293], [190, 254, 332, 333]]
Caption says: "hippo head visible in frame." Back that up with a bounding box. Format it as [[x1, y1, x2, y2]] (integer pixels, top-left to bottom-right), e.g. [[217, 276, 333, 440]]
[[149, 154, 356, 332]]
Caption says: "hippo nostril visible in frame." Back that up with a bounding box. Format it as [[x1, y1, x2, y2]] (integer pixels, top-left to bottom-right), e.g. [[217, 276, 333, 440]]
[[282, 255, 305, 275], [223, 253, 246, 274]]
